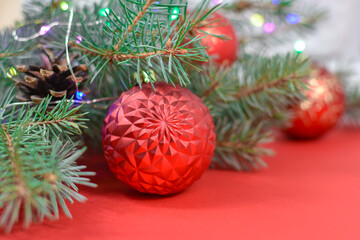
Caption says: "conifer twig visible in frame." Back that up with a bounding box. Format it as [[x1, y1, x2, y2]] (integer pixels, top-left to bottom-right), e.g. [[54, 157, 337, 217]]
[[202, 82, 221, 98], [216, 141, 245, 149], [114, 0, 156, 50], [70, 41, 188, 62], [3, 96, 117, 109], [0, 52, 28, 60], [0, 125, 29, 200], [234, 74, 302, 99]]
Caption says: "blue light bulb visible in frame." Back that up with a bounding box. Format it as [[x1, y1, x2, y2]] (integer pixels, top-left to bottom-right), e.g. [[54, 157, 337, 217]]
[[286, 14, 301, 24], [272, 0, 281, 5], [75, 91, 85, 100]]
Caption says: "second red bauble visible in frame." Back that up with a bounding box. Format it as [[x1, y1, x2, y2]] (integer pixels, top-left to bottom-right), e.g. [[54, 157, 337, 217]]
[[284, 66, 345, 139], [102, 82, 216, 195], [197, 12, 238, 66]]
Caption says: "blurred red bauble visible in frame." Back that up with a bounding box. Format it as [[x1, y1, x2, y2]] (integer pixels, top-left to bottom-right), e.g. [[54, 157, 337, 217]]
[[197, 12, 238, 66], [102, 82, 216, 195], [284, 66, 345, 139]]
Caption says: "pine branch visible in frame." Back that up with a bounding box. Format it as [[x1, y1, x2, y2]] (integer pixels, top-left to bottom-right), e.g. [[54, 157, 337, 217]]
[[0, 52, 25, 60], [0, 31, 36, 77], [0, 32, 35, 60], [70, 39, 188, 62], [0, 84, 95, 233], [191, 54, 310, 121], [1, 97, 89, 141], [335, 67, 360, 126], [67, 0, 211, 88], [115, 0, 157, 49], [188, 54, 310, 170], [234, 74, 302, 99], [217, 141, 245, 149], [211, 118, 273, 171], [0, 125, 29, 202]]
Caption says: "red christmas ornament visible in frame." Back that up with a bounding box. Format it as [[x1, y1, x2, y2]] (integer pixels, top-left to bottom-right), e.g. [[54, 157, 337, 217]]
[[284, 66, 345, 139], [197, 12, 238, 66], [102, 82, 216, 195]]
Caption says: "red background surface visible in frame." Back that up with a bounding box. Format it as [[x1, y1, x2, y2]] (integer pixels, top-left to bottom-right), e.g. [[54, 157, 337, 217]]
[[4, 128, 360, 240]]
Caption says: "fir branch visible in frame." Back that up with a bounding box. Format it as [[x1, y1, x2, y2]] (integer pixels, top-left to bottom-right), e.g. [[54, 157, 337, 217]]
[[202, 82, 221, 98], [115, 0, 157, 49], [211, 118, 273, 171], [3, 97, 89, 139], [0, 125, 29, 201], [70, 40, 188, 61], [192, 54, 310, 121], [0, 86, 94, 232], [216, 141, 244, 149], [336, 67, 360, 126], [0, 31, 36, 77], [0, 52, 25, 60], [68, 0, 204, 87], [5, 96, 117, 109], [234, 73, 303, 99], [189, 54, 310, 170]]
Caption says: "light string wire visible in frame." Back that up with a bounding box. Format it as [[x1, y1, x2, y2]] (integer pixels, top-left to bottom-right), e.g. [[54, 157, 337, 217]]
[[65, 7, 77, 90], [12, 19, 102, 42], [1, 97, 118, 111]]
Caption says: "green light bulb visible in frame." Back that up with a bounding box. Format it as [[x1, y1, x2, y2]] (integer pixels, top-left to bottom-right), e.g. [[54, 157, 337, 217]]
[[60, 1, 69, 11], [99, 8, 110, 17], [294, 40, 306, 53], [170, 7, 180, 21]]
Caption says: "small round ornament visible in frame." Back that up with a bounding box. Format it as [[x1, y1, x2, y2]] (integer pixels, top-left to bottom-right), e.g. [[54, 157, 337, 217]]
[[102, 82, 216, 195], [284, 66, 345, 139], [196, 12, 238, 66]]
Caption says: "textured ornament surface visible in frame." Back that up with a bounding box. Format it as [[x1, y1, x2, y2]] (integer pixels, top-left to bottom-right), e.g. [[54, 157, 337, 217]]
[[198, 13, 238, 66], [285, 66, 345, 139], [102, 82, 216, 195]]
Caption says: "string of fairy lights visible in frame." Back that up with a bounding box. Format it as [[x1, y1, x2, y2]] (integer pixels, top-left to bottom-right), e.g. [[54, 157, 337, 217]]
[[4, 0, 307, 87], [249, 11, 306, 52], [213, 0, 307, 53]]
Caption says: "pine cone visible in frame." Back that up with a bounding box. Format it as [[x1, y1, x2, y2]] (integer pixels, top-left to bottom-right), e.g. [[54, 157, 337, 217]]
[[13, 46, 88, 104]]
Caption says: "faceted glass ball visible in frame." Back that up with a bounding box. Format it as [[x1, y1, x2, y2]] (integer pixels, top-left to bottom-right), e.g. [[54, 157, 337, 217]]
[[198, 12, 238, 66], [102, 82, 216, 195], [284, 66, 345, 139]]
